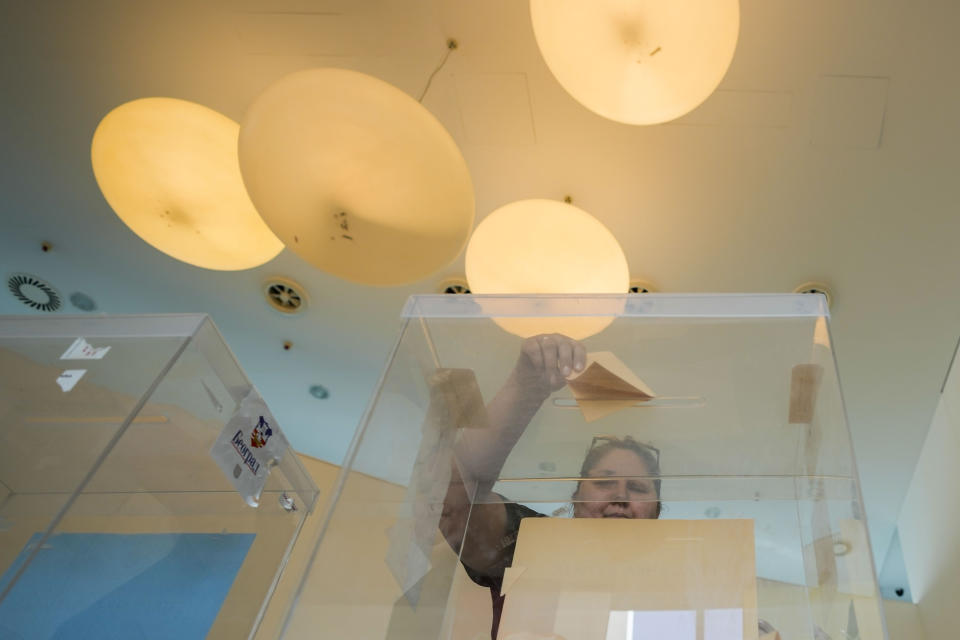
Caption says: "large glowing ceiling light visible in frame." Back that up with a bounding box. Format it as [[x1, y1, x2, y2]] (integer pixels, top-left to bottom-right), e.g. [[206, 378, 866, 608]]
[[238, 68, 475, 286], [91, 98, 283, 270], [530, 0, 740, 125], [465, 199, 629, 339]]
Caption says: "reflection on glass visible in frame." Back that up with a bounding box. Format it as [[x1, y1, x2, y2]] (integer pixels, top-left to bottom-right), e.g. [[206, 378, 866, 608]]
[[704, 609, 745, 640], [278, 294, 886, 640], [606, 608, 742, 640], [607, 609, 696, 640]]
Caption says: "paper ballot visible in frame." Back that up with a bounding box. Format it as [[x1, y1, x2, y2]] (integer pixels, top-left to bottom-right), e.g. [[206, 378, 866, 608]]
[[565, 352, 655, 422], [386, 368, 490, 604]]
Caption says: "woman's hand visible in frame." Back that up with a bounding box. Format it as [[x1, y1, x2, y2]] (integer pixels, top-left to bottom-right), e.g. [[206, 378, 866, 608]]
[[509, 333, 587, 401]]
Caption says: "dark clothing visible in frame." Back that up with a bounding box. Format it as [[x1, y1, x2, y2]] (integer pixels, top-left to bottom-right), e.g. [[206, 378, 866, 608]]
[[462, 501, 545, 640]]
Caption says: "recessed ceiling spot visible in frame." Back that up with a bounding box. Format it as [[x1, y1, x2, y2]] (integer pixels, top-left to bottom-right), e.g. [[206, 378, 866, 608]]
[[7, 273, 62, 312], [793, 282, 833, 309], [438, 277, 470, 294], [309, 385, 330, 400], [264, 277, 307, 314], [69, 292, 97, 312]]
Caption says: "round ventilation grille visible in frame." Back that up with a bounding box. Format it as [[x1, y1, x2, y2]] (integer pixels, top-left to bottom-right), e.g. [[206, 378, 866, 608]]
[[263, 277, 307, 314], [793, 282, 833, 309], [629, 279, 657, 294], [7, 273, 62, 312], [438, 277, 470, 294]]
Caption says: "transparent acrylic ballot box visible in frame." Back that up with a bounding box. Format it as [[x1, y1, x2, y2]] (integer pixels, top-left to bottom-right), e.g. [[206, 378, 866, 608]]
[[0, 314, 317, 640], [281, 294, 887, 640]]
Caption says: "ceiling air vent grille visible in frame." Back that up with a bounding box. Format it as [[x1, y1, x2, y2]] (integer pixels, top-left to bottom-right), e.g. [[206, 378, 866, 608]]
[[438, 277, 471, 294], [7, 273, 62, 312], [629, 279, 657, 294], [793, 282, 833, 309], [263, 277, 307, 314]]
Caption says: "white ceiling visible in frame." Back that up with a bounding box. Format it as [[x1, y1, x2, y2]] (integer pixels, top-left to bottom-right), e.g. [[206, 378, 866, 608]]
[[2, 0, 959, 593]]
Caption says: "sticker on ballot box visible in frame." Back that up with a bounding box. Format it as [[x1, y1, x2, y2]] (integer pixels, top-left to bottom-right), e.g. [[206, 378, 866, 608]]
[[210, 392, 289, 507]]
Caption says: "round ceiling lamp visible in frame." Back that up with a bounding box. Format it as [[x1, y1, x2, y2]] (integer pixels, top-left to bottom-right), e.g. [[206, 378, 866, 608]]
[[91, 98, 283, 270], [465, 199, 629, 339], [529, 0, 740, 125], [238, 68, 475, 286]]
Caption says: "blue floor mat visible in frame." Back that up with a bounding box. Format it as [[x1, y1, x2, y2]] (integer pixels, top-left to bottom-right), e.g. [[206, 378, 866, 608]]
[[0, 532, 255, 639]]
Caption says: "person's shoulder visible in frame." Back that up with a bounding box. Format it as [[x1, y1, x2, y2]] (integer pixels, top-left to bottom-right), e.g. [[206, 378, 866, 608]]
[[503, 500, 546, 524]]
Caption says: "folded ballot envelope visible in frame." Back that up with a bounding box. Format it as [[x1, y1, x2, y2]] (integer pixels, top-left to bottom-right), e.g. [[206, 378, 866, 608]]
[[498, 518, 760, 640], [565, 352, 656, 422]]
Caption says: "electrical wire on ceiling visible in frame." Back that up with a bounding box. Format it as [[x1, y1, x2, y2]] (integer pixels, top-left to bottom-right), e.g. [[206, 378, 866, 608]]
[[418, 38, 458, 103]]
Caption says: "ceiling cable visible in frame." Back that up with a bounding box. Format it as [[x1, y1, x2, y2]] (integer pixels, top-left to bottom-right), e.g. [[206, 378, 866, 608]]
[[418, 38, 458, 103]]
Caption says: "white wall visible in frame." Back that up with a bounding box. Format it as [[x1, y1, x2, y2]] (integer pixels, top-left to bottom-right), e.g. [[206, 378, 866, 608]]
[[898, 340, 960, 638], [883, 599, 926, 640]]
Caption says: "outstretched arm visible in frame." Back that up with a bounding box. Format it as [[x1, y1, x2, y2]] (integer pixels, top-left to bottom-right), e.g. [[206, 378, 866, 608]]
[[439, 334, 585, 574]]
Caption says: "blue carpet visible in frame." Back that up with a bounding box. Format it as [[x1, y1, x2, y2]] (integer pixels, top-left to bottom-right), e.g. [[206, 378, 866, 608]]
[[0, 532, 255, 639]]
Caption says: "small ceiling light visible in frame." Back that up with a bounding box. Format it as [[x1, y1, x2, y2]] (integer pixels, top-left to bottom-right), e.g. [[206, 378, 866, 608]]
[[309, 385, 330, 400], [69, 292, 97, 312], [529, 0, 740, 125], [833, 540, 851, 556], [465, 199, 629, 339], [238, 68, 475, 286], [91, 98, 283, 271]]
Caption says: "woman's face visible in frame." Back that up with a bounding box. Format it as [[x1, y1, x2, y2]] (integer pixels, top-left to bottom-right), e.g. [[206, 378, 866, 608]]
[[572, 448, 659, 519]]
